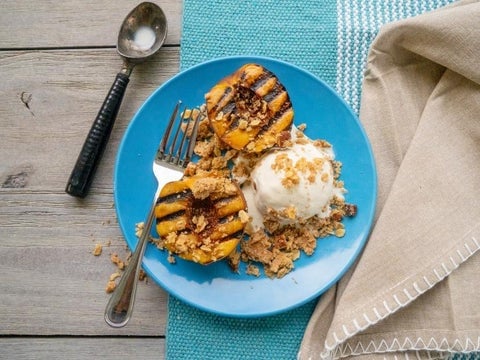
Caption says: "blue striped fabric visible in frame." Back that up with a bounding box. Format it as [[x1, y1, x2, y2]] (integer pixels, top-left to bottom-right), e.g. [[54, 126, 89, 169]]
[[167, 1, 458, 359], [335, 0, 453, 114]]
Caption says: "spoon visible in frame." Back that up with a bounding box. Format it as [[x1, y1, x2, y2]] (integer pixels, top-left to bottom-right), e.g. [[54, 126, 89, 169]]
[[65, 2, 168, 198]]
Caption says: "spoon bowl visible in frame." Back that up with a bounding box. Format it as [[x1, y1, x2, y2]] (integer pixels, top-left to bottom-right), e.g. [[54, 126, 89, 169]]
[[66, 2, 168, 198], [117, 2, 168, 62]]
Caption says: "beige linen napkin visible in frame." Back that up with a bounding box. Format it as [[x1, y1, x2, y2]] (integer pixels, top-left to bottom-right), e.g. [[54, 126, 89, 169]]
[[299, 1, 480, 359]]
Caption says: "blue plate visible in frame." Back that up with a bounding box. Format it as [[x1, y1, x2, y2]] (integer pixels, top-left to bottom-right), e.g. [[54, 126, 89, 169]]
[[114, 56, 377, 318]]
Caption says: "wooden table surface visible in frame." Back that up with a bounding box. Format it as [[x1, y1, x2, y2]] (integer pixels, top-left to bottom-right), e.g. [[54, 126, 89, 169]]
[[0, 1, 183, 358]]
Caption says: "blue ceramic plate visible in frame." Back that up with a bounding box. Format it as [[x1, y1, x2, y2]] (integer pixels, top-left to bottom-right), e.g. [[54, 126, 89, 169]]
[[114, 56, 377, 318]]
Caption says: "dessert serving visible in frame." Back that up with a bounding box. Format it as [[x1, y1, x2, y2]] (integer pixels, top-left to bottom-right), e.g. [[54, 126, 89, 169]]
[[205, 63, 294, 153], [155, 174, 248, 265], [114, 56, 377, 316], [152, 63, 357, 278]]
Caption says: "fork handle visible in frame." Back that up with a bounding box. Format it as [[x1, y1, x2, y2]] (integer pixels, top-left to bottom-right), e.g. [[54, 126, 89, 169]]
[[104, 201, 156, 328], [65, 72, 130, 198]]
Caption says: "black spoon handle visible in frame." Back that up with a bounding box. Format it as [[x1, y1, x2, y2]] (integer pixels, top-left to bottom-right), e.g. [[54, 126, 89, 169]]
[[66, 72, 130, 198]]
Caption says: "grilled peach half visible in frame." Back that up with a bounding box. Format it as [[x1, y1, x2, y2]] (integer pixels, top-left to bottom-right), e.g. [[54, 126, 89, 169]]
[[205, 63, 294, 153], [155, 175, 247, 264]]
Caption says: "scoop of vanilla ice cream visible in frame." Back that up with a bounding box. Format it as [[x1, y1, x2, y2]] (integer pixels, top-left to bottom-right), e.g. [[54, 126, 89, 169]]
[[245, 140, 344, 229]]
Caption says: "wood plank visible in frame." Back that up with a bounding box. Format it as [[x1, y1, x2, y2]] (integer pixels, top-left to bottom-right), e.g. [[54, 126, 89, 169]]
[[0, 47, 182, 335], [0, 191, 169, 336], [0, 47, 180, 193], [0, 0, 182, 48], [0, 337, 164, 359]]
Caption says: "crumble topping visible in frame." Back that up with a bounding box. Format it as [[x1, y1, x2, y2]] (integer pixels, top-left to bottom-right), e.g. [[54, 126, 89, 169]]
[[224, 86, 270, 131], [190, 176, 238, 200], [92, 243, 103, 256], [246, 264, 261, 277], [110, 253, 125, 271], [173, 106, 357, 278]]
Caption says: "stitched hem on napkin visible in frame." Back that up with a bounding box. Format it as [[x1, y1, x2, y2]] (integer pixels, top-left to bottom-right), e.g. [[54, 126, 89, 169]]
[[329, 332, 480, 359], [316, 225, 480, 359]]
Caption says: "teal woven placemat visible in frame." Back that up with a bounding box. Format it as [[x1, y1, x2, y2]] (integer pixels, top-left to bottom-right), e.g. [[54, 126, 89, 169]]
[[167, 1, 455, 359], [180, 0, 339, 90]]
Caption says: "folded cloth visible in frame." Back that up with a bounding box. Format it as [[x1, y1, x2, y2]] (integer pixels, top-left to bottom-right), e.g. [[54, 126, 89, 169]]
[[299, 1, 480, 359]]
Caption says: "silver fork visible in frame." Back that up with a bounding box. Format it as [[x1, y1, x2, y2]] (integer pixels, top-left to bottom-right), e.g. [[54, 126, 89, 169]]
[[105, 101, 200, 328]]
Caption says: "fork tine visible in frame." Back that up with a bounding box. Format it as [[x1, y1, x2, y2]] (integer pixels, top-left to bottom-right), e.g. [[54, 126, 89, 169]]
[[166, 105, 185, 162], [175, 108, 202, 166], [173, 108, 192, 165], [158, 101, 201, 167], [184, 111, 201, 165], [158, 101, 181, 158]]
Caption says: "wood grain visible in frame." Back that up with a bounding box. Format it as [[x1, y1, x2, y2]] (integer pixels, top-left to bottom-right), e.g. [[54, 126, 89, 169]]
[[0, 337, 165, 359], [0, 47, 180, 192], [0, 49, 180, 336], [0, 2, 186, 357], [0, 0, 182, 49], [0, 192, 168, 336]]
